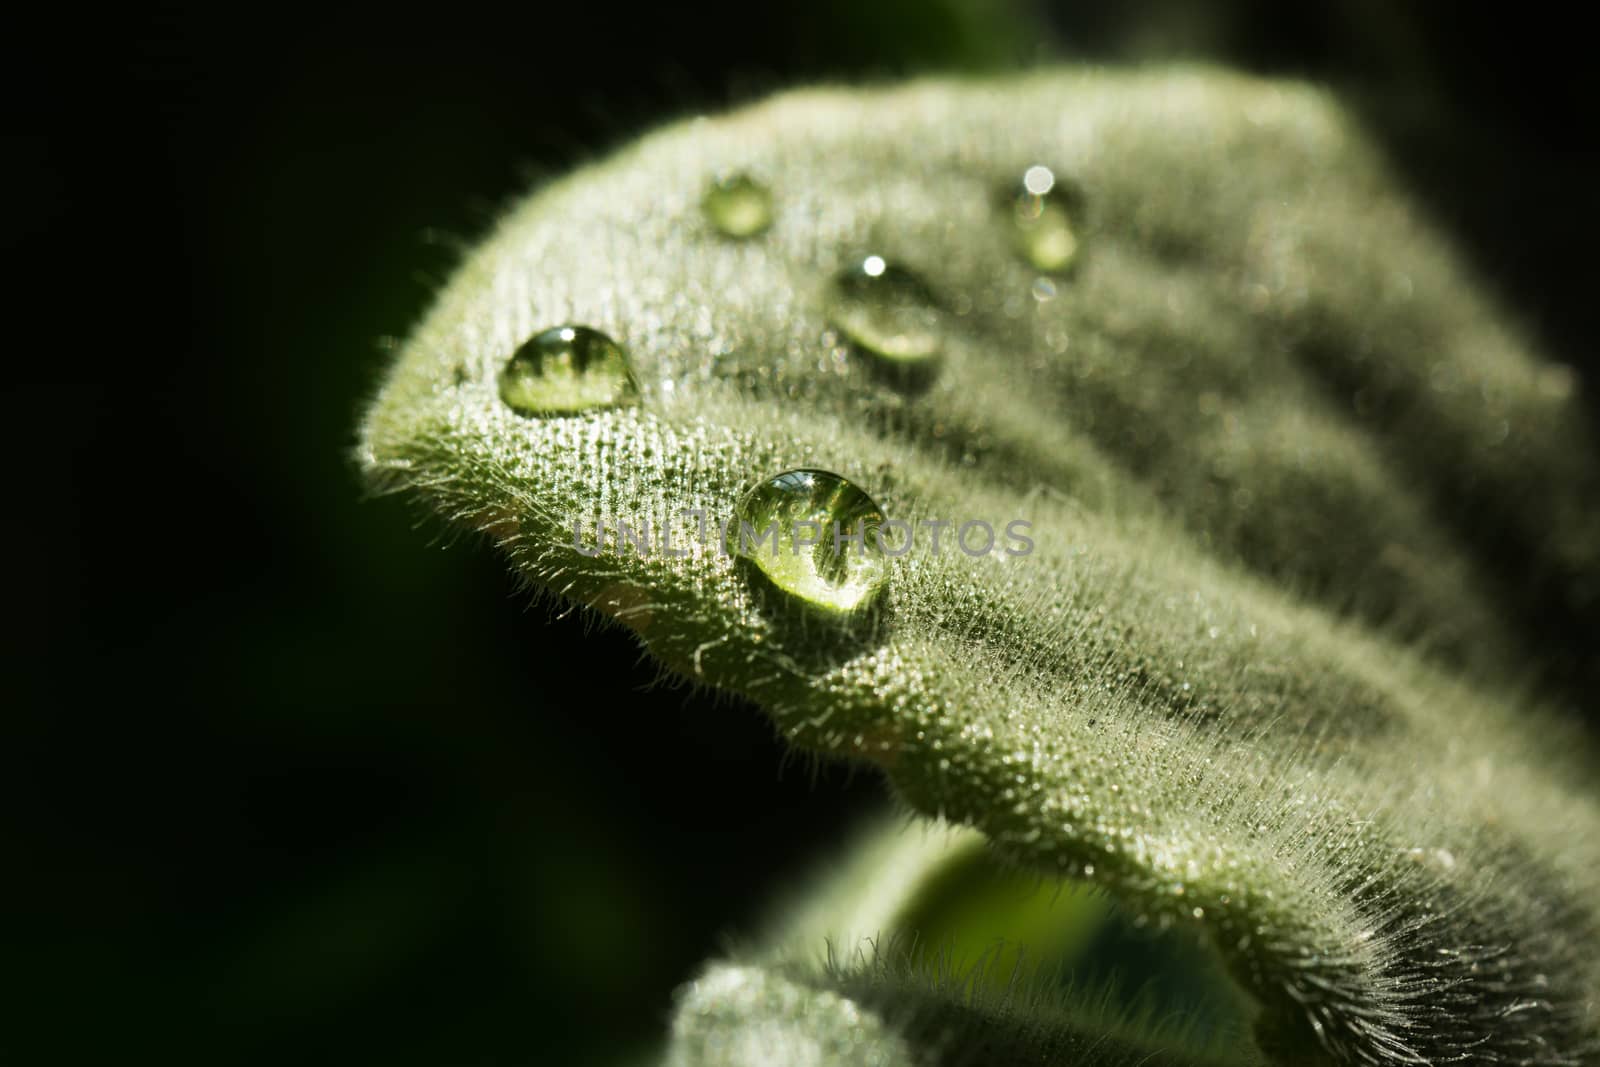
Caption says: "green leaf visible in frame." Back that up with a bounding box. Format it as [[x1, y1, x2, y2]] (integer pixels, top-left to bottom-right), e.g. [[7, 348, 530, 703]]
[[671, 815, 1258, 1066], [359, 68, 1600, 1064]]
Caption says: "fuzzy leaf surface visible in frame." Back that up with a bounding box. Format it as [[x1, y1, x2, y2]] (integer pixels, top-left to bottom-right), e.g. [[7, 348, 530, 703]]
[[361, 69, 1600, 1064]]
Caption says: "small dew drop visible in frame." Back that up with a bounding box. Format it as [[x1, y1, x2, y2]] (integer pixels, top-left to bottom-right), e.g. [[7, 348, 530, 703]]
[[730, 469, 888, 614], [498, 325, 637, 416], [1006, 165, 1083, 274], [702, 172, 773, 238], [825, 256, 943, 367], [1405, 846, 1458, 874]]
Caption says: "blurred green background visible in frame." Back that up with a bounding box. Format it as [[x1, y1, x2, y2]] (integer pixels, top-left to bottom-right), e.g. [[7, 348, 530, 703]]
[[6, 3, 1596, 1063]]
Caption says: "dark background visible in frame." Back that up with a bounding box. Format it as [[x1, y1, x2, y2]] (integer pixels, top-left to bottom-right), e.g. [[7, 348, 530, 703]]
[[6, 3, 1596, 1064]]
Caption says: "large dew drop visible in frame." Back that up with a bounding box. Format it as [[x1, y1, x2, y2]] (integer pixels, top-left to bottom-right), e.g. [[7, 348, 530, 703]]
[[730, 469, 888, 614], [498, 325, 638, 416], [1007, 165, 1082, 274], [825, 256, 943, 366], [702, 172, 773, 238]]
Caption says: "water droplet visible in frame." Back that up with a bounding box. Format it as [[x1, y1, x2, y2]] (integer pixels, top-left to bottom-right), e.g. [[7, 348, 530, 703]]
[[703, 172, 773, 238], [730, 469, 887, 614], [1006, 165, 1083, 274], [825, 256, 943, 367], [498, 325, 637, 416], [1404, 846, 1458, 874]]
